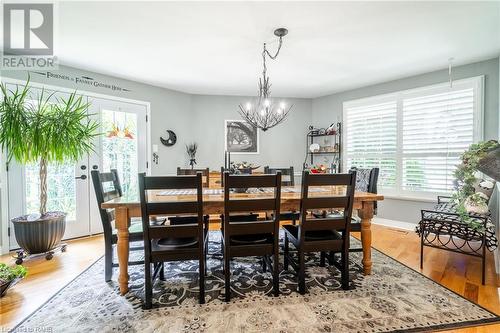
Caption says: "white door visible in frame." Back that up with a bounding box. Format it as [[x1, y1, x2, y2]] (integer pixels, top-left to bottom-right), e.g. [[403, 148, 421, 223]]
[[7, 84, 149, 249], [88, 97, 148, 235]]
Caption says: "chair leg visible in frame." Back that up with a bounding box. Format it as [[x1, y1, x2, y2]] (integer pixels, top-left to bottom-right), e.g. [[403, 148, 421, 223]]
[[420, 234, 424, 270], [144, 261, 152, 309], [298, 249, 306, 295], [273, 250, 279, 297], [159, 262, 165, 281], [104, 242, 113, 282], [224, 254, 231, 302], [341, 247, 349, 290], [262, 256, 267, 272], [320, 252, 326, 267], [199, 257, 205, 304], [328, 251, 335, 265], [284, 234, 289, 271], [482, 243, 486, 285]]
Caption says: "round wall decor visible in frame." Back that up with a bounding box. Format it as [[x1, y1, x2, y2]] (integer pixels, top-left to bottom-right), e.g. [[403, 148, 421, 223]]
[[160, 130, 177, 146]]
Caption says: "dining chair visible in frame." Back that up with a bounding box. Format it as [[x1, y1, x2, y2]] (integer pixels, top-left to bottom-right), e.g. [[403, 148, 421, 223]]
[[283, 171, 356, 293], [222, 171, 282, 301], [91, 169, 145, 282], [177, 167, 210, 187], [138, 172, 208, 308], [349, 167, 379, 252], [264, 166, 300, 225], [220, 166, 252, 187]]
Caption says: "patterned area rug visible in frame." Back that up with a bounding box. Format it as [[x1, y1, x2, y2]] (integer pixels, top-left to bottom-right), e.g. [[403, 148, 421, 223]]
[[14, 232, 499, 332]]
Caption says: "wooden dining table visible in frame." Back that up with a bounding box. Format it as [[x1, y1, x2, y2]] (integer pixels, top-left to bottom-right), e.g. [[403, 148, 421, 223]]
[[101, 186, 384, 295]]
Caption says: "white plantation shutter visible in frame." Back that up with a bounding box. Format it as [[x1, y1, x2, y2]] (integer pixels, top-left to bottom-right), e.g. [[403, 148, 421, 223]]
[[344, 99, 397, 189], [343, 76, 483, 198], [402, 88, 474, 193]]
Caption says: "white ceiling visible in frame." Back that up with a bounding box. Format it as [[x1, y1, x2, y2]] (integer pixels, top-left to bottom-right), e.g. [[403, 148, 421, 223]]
[[45, 1, 500, 97]]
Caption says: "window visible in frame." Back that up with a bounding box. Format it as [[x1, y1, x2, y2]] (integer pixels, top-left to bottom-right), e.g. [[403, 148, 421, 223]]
[[343, 76, 483, 199]]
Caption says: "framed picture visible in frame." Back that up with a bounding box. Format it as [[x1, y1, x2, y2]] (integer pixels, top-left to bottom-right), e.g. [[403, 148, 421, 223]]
[[225, 120, 259, 154]]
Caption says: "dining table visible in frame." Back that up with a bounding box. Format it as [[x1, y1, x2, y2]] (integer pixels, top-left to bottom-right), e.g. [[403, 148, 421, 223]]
[[101, 185, 384, 295]]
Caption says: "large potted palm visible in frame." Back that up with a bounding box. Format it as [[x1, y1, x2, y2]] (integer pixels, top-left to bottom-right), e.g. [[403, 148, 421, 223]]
[[0, 81, 98, 260]]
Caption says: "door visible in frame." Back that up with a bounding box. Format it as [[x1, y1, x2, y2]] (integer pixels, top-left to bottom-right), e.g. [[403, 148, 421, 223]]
[[88, 97, 148, 235], [7, 84, 149, 249]]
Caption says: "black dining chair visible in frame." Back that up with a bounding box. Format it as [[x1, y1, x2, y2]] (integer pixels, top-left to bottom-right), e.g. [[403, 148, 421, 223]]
[[264, 166, 300, 225], [283, 171, 356, 293], [177, 167, 210, 187], [222, 171, 282, 301], [91, 169, 145, 282], [138, 172, 208, 308], [349, 167, 379, 252]]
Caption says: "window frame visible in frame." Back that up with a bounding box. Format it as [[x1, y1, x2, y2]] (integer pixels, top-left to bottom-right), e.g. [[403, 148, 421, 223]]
[[343, 76, 484, 200]]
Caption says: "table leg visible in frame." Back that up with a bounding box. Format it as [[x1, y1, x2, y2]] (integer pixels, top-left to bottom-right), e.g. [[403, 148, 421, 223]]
[[358, 201, 374, 275], [116, 206, 130, 295]]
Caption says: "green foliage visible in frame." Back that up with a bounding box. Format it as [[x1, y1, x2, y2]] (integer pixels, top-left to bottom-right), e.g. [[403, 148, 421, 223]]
[[0, 263, 27, 284], [452, 140, 500, 229], [0, 80, 99, 215], [0, 81, 99, 165]]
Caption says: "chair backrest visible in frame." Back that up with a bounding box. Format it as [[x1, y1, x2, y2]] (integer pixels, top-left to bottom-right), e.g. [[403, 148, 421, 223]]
[[91, 169, 122, 238], [264, 166, 294, 186], [220, 166, 253, 187], [223, 172, 281, 239], [350, 167, 379, 213], [138, 173, 204, 254], [177, 167, 210, 187], [299, 171, 356, 237], [349, 167, 379, 193]]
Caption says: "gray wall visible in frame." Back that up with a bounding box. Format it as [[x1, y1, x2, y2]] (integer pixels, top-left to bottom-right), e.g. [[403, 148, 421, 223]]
[[312, 58, 500, 224], [2, 65, 193, 175], [189, 95, 311, 172]]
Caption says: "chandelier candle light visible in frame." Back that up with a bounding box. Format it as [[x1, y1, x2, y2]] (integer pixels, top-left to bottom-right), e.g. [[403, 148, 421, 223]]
[[238, 28, 292, 131]]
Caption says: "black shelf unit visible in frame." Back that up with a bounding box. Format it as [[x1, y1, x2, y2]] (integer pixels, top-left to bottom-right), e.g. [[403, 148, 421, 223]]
[[304, 122, 342, 173]]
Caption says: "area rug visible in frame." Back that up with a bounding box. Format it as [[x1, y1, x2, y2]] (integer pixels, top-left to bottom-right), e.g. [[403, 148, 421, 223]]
[[13, 232, 500, 332]]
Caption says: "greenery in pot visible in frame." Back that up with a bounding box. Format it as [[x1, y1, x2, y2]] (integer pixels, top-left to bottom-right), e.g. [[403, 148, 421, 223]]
[[0, 263, 27, 296], [0, 80, 99, 217], [453, 140, 500, 229]]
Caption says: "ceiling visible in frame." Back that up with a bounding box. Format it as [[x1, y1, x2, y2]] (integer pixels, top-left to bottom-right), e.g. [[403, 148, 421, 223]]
[[28, 1, 500, 98]]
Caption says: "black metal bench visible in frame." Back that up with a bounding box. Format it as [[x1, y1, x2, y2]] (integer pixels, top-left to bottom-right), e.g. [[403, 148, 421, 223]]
[[416, 195, 498, 285]]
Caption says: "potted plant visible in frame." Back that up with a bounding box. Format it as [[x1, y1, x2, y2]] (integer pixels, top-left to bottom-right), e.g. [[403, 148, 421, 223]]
[[0, 263, 27, 297], [0, 81, 98, 259]]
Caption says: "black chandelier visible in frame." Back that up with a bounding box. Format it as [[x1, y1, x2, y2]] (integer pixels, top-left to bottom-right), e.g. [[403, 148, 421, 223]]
[[238, 28, 293, 131]]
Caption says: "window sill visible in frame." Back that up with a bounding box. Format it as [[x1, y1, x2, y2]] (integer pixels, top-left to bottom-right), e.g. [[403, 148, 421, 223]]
[[381, 195, 437, 203]]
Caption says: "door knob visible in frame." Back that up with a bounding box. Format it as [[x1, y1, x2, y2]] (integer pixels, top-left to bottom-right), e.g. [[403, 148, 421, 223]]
[[75, 175, 87, 180], [80, 165, 87, 170], [92, 165, 98, 170]]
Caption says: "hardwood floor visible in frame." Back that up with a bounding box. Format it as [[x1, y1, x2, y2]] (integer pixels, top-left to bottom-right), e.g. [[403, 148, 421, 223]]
[[1, 224, 499, 332]]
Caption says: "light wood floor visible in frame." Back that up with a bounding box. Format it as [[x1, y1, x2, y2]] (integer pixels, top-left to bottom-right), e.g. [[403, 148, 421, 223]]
[[1, 224, 499, 332]]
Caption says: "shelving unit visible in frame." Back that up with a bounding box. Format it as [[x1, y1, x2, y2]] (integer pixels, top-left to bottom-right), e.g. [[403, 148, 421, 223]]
[[304, 122, 342, 173]]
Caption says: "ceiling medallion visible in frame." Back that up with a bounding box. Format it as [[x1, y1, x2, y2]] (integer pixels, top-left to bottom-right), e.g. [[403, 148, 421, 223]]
[[238, 28, 292, 131]]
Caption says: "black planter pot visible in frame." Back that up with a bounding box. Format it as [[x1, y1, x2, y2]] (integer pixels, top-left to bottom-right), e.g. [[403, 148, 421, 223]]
[[11, 212, 66, 254]]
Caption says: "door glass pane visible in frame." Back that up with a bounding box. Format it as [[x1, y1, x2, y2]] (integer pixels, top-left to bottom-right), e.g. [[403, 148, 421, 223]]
[[25, 162, 76, 220], [102, 109, 138, 197]]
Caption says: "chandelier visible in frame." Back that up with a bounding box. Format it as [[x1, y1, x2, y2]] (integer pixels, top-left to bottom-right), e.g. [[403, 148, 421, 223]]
[[238, 28, 292, 131]]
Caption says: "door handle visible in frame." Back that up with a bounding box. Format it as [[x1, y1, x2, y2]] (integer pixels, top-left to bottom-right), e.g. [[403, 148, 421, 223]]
[[75, 175, 87, 180]]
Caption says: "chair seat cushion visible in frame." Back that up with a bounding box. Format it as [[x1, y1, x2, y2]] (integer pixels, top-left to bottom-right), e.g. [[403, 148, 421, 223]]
[[283, 224, 342, 241], [230, 233, 273, 245], [153, 237, 198, 250]]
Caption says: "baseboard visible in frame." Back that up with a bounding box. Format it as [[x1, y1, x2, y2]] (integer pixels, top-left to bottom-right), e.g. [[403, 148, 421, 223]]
[[372, 217, 416, 231]]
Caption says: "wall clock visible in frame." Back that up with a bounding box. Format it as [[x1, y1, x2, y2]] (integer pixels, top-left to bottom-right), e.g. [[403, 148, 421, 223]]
[[160, 130, 177, 146]]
